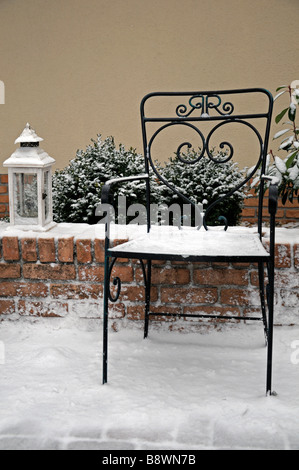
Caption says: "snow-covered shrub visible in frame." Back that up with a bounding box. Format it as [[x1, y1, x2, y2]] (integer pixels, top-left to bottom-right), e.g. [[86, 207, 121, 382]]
[[53, 135, 246, 226], [52, 135, 161, 224], [252, 82, 299, 204], [159, 148, 247, 226]]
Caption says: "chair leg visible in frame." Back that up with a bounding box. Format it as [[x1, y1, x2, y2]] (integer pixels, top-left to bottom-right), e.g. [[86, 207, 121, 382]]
[[258, 261, 268, 344], [266, 259, 275, 396], [144, 259, 152, 339], [102, 254, 110, 384]]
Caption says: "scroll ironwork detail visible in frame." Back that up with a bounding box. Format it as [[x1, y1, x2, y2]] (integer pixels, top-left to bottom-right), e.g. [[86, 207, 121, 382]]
[[108, 257, 121, 302]]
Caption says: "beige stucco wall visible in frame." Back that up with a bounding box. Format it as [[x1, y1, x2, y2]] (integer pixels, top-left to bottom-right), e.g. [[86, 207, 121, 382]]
[[0, 0, 298, 172]]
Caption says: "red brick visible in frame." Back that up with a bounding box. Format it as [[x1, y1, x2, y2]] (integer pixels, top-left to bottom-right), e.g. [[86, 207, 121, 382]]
[[23, 264, 76, 280], [161, 287, 218, 304], [0, 300, 15, 315], [151, 266, 190, 285], [135, 265, 190, 285], [119, 285, 158, 303], [241, 208, 256, 218], [18, 300, 68, 317], [263, 242, 292, 268], [0, 205, 8, 214], [2, 237, 20, 261], [76, 239, 92, 263], [0, 195, 9, 203], [78, 266, 104, 282], [119, 285, 145, 302], [38, 238, 56, 263], [194, 268, 248, 286], [210, 261, 229, 268], [262, 208, 284, 219], [220, 288, 258, 306], [58, 237, 74, 263], [0, 263, 21, 279], [244, 195, 258, 206], [21, 238, 37, 262], [110, 265, 134, 283], [94, 239, 105, 263], [0, 175, 8, 184], [275, 243, 292, 268], [50, 283, 102, 300], [250, 270, 264, 287], [0, 186, 8, 194], [126, 305, 146, 320], [285, 209, 299, 219], [0, 281, 48, 297], [151, 259, 166, 266]]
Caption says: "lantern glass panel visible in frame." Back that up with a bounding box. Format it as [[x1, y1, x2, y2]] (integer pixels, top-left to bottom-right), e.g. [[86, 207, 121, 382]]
[[14, 173, 38, 222], [44, 170, 50, 222]]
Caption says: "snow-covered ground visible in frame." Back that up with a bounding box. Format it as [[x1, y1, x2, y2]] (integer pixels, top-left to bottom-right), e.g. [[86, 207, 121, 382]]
[[0, 317, 299, 450]]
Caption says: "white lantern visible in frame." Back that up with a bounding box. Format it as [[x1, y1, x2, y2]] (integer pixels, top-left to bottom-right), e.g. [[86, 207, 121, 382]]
[[3, 123, 56, 231]]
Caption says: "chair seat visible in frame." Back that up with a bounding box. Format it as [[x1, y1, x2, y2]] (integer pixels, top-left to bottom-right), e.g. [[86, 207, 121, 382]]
[[108, 227, 270, 262]]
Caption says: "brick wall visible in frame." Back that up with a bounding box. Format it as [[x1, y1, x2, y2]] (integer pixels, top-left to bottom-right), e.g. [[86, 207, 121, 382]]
[[0, 175, 9, 219], [0, 229, 298, 326], [242, 187, 299, 226]]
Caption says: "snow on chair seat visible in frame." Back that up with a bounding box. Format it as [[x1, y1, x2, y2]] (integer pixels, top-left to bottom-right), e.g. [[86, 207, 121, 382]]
[[109, 227, 270, 262]]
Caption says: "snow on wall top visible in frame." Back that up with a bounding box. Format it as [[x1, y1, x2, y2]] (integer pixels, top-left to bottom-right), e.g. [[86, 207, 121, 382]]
[[0, 221, 298, 245]]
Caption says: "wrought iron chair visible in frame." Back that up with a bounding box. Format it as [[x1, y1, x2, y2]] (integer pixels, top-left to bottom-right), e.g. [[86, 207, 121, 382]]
[[101, 88, 277, 395]]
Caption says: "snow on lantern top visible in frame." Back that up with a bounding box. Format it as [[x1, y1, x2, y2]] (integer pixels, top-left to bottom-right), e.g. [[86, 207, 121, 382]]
[[4, 123, 55, 168], [14, 122, 44, 145]]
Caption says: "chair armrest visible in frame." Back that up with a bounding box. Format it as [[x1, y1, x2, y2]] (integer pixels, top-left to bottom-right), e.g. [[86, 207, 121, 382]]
[[101, 174, 149, 204], [261, 175, 279, 216]]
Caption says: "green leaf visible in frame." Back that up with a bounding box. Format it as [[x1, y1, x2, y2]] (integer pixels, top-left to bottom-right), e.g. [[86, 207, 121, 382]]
[[276, 85, 287, 92], [288, 104, 296, 122], [275, 107, 288, 124], [282, 191, 288, 205], [285, 151, 298, 169]]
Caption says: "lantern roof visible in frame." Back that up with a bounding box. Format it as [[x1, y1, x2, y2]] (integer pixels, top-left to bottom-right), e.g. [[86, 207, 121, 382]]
[[14, 123, 44, 144], [3, 123, 55, 169]]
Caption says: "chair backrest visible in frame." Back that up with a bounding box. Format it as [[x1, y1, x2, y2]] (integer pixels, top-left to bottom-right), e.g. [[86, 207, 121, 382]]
[[140, 88, 273, 234]]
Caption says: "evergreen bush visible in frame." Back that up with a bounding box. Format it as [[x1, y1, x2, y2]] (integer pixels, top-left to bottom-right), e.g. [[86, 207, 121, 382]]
[[160, 148, 247, 226], [53, 136, 247, 226], [52, 135, 161, 224]]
